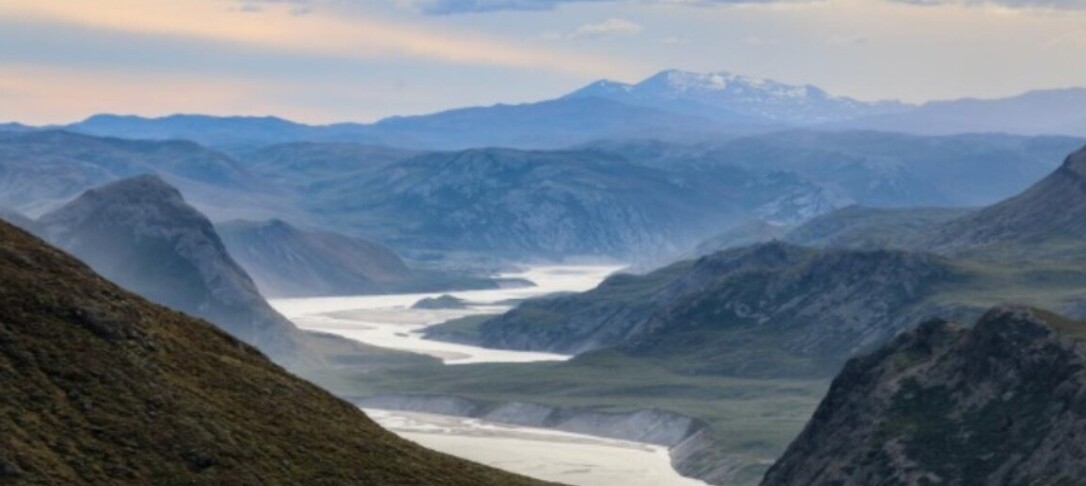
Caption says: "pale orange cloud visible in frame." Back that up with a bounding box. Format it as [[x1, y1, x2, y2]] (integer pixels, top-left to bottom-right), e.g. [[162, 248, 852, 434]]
[[0, 0, 636, 78]]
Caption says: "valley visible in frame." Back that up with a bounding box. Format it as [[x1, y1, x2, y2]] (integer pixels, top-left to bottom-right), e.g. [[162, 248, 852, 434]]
[[4, 11, 1086, 482]]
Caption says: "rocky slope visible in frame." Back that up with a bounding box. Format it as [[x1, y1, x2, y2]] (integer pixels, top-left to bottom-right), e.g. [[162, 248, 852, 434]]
[[218, 219, 413, 298], [431, 243, 961, 377], [762, 306, 1086, 485], [0, 219, 541, 485], [34, 175, 408, 369]]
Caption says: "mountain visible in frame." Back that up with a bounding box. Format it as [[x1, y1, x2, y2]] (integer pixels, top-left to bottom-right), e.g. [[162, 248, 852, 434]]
[[0, 122, 33, 133], [236, 142, 421, 192], [0, 130, 292, 221], [762, 307, 1086, 485], [782, 144, 1086, 258], [929, 145, 1086, 248], [0, 208, 39, 235], [217, 219, 414, 298], [35, 176, 333, 366], [68, 98, 726, 152], [566, 70, 911, 125], [840, 88, 1086, 136], [367, 97, 724, 149], [0, 219, 540, 485], [303, 147, 759, 258], [783, 206, 973, 251], [429, 243, 962, 377], [690, 220, 792, 257]]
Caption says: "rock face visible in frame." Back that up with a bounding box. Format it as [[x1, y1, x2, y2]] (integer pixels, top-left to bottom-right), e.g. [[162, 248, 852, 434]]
[[37, 176, 305, 364], [443, 243, 957, 377], [0, 220, 539, 485], [218, 219, 413, 298], [762, 307, 1086, 485]]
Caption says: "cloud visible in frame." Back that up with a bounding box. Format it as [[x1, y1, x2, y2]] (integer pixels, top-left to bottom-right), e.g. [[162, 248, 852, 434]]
[[825, 34, 869, 46], [1, 0, 637, 78], [412, 0, 806, 15], [415, 0, 609, 14], [889, 0, 1086, 9], [570, 18, 644, 38]]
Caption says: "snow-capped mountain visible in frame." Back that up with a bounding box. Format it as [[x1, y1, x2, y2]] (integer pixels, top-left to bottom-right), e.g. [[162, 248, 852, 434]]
[[566, 69, 912, 125]]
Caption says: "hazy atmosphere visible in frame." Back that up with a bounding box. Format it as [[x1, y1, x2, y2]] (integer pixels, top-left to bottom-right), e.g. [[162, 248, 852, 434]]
[[3, 1, 1086, 485]]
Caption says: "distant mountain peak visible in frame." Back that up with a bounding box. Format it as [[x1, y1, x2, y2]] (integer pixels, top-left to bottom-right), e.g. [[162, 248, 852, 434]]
[[648, 69, 821, 98], [566, 69, 909, 125]]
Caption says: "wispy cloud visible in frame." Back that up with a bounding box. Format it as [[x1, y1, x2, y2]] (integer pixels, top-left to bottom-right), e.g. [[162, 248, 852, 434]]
[[0, 0, 635, 77], [888, 0, 1086, 9], [570, 18, 644, 39], [411, 0, 812, 15]]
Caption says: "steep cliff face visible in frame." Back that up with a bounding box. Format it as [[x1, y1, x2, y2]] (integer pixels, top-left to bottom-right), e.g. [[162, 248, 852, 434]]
[[762, 307, 1086, 486], [0, 220, 541, 485], [445, 243, 958, 377]]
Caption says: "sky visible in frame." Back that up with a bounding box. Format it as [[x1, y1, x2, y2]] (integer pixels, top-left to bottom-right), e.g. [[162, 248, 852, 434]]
[[1, 0, 1085, 124]]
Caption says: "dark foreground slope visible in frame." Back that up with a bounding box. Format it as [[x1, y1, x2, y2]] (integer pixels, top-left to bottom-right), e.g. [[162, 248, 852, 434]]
[[0, 220, 541, 485], [763, 307, 1086, 486]]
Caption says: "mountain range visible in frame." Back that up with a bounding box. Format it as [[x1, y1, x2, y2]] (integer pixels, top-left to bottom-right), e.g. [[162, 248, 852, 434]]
[[0, 218, 539, 485], [24, 70, 1082, 154], [389, 143, 1086, 486], [2, 128, 1080, 262]]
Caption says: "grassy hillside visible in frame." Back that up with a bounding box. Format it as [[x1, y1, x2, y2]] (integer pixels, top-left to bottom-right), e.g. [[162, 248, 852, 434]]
[[0, 220, 544, 485]]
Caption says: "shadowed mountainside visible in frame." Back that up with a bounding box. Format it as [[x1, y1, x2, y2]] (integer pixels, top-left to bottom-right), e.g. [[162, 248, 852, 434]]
[[0, 219, 542, 485]]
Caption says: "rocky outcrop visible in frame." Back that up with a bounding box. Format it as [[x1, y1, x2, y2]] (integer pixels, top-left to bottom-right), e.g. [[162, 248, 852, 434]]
[[762, 306, 1086, 485]]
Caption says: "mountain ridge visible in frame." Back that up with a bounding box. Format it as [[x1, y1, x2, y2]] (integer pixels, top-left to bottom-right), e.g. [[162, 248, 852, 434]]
[[0, 218, 542, 485]]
